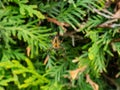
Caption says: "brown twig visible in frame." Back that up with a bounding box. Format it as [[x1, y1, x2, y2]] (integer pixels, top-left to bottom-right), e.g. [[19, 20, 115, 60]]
[[111, 38, 120, 42], [102, 73, 120, 90], [90, 1, 120, 28], [98, 23, 120, 28], [102, 9, 113, 16], [45, 16, 70, 32], [92, 7, 112, 19]]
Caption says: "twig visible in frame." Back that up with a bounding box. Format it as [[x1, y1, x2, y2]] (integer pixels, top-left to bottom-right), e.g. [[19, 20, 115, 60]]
[[92, 7, 112, 19], [111, 38, 120, 42], [91, 6, 120, 19], [111, 24, 120, 28], [46, 16, 70, 32], [98, 18, 119, 28], [98, 23, 120, 28], [101, 9, 114, 16], [102, 73, 120, 90], [103, 19, 118, 25]]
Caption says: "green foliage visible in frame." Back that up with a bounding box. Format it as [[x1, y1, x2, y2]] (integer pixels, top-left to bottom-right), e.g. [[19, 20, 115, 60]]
[[40, 0, 105, 31], [0, 58, 49, 89], [0, 0, 120, 90]]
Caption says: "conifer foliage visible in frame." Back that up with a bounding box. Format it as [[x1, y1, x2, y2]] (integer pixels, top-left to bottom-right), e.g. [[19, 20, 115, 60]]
[[0, 0, 120, 90]]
